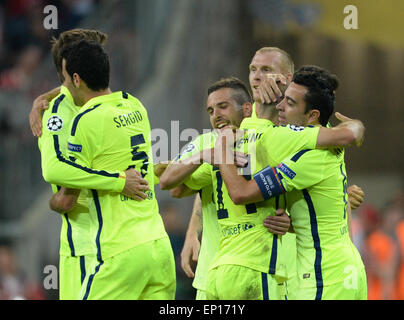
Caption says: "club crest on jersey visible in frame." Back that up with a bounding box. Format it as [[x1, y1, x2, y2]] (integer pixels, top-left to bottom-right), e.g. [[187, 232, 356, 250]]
[[46, 115, 63, 132], [289, 124, 305, 132]]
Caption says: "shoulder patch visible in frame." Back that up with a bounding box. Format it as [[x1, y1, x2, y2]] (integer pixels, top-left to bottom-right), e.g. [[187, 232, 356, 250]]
[[182, 143, 195, 154], [46, 115, 63, 132], [68, 142, 82, 152], [277, 163, 296, 179]]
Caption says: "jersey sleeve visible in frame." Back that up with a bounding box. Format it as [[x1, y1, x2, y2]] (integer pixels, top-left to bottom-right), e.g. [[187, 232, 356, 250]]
[[277, 149, 326, 192], [40, 110, 126, 192], [262, 125, 320, 164], [253, 149, 326, 199], [174, 132, 215, 161], [184, 163, 212, 190]]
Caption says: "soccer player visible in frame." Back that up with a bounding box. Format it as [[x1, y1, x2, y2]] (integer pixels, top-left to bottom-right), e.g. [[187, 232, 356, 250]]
[[60, 39, 175, 299], [162, 47, 364, 300], [162, 79, 364, 301], [216, 65, 367, 300], [36, 29, 149, 300], [161, 77, 280, 300]]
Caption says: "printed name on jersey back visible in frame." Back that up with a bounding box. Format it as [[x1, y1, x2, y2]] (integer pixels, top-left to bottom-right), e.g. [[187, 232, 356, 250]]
[[113, 111, 143, 128]]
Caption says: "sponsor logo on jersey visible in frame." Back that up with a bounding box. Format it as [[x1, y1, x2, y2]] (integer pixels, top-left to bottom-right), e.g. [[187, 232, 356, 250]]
[[222, 223, 256, 238], [277, 163, 296, 179], [68, 142, 82, 152], [46, 115, 63, 132]]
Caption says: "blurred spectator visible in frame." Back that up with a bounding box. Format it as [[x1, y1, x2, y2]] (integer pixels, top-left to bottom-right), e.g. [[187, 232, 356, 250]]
[[160, 200, 196, 300], [390, 191, 404, 299], [0, 0, 99, 92], [353, 192, 404, 300], [0, 45, 43, 90], [0, 243, 45, 300]]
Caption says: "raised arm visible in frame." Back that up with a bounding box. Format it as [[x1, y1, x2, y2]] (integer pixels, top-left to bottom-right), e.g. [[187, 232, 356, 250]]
[[159, 152, 204, 190], [160, 148, 215, 190]]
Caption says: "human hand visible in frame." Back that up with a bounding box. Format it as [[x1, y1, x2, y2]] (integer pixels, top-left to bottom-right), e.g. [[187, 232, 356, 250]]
[[122, 169, 149, 201], [263, 208, 291, 235], [335, 112, 365, 147], [29, 96, 49, 137], [348, 184, 365, 210], [256, 73, 287, 104], [154, 161, 170, 178], [180, 234, 200, 278]]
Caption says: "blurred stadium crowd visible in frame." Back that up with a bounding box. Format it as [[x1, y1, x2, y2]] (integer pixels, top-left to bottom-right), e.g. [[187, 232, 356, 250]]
[[0, 0, 403, 300]]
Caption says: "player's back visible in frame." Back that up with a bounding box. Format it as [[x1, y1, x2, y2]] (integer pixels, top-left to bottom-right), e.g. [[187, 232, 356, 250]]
[[67, 91, 167, 261]]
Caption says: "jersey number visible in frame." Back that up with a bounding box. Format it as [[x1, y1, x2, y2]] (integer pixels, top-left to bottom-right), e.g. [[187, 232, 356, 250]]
[[127, 134, 149, 178], [214, 168, 257, 220], [340, 164, 348, 219]]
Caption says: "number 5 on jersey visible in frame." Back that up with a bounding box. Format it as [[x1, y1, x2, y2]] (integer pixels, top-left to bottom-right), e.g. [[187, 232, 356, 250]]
[[127, 134, 149, 178]]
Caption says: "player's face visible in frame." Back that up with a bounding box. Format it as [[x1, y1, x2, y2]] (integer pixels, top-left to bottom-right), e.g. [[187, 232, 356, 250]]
[[249, 51, 286, 101], [206, 88, 244, 129], [276, 82, 310, 126]]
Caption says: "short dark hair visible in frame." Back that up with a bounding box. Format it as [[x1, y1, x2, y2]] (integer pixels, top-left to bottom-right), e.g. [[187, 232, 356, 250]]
[[51, 29, 108, 83], [207, 77, 252, 106], [292, 65, 339, 126], [61, 39, 110, 91]]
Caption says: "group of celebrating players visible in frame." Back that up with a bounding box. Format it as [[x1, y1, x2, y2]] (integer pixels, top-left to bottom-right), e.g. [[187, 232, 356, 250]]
[[29, 28, 367, 300]]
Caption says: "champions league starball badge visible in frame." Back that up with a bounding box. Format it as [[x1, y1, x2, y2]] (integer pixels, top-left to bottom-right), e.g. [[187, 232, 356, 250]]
[[46, 115, 63, 132]]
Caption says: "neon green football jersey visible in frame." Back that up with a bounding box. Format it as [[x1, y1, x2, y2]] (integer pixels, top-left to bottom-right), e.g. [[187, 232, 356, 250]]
[[269, 145, 365, 298], [175, 132, 221, 291], [250, 104, 298, 287], [39, 86, 109, 257], [185, 117, 320, 281], [66, 91, 168, 261]]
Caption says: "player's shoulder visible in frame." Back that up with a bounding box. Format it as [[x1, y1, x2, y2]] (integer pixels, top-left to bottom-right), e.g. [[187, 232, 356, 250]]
[[42, 93, 77, 135], [44, 92, 73, 117], [124, 92, 146, 108], [274, 124, 318, 133], [192, 131, 216, 145], [179, 131, 216, 158], [69, 102, 105, 137]]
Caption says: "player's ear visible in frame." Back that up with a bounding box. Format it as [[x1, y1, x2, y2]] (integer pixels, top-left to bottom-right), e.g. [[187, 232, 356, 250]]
[[72, 73, 81, 88], [242, 102, 252, 118], [308, 109, 320, 124]]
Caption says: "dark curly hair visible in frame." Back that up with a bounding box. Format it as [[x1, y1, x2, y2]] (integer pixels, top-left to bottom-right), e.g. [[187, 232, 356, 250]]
[[292, 65, 339, 126]]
